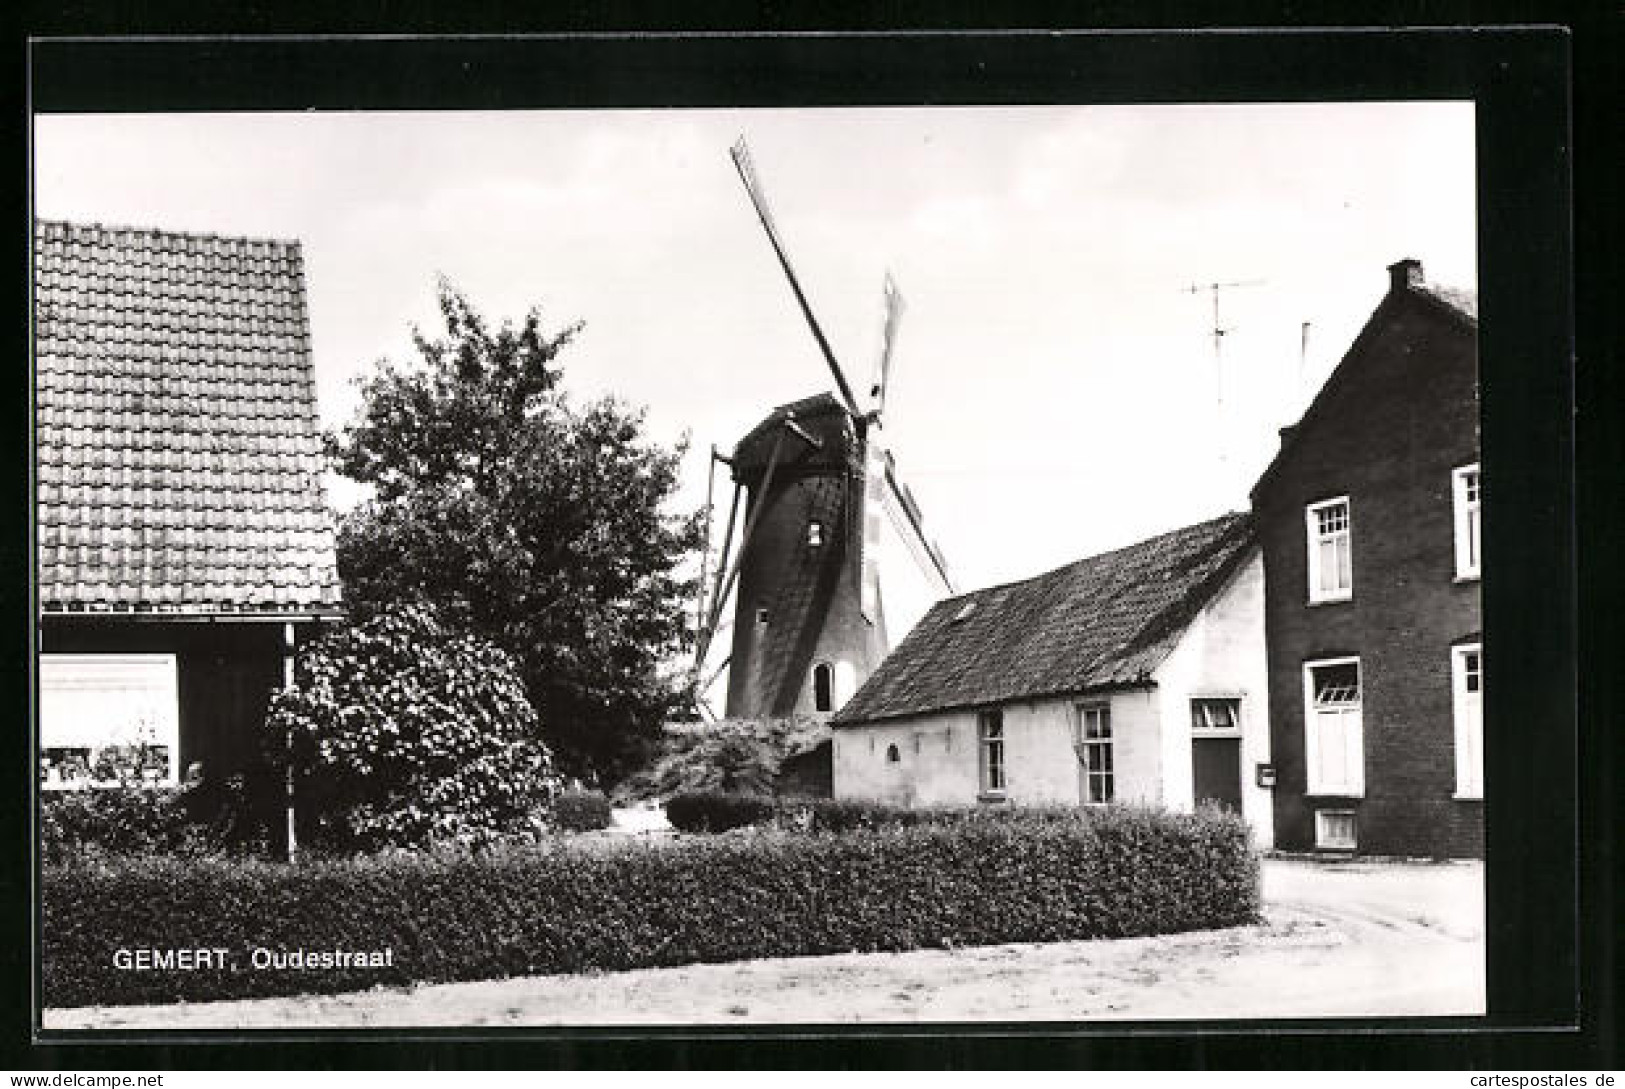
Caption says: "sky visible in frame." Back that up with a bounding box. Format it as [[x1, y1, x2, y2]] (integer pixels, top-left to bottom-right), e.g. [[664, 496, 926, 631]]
[[32, 104, 1476, 659]]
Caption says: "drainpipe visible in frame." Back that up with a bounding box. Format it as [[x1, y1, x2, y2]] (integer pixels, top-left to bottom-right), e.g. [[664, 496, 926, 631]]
[[283, 621, 298, 863]]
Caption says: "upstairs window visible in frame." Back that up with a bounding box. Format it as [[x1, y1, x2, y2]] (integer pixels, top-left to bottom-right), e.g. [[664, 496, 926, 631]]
[[978, 709, 1006, 794], [1453, 465, 1481, 580], [807, 520, 825, 547], [1074, 703, 1114, 804], [812, 662, 834, 713], [1306, 496, 1353, 603]]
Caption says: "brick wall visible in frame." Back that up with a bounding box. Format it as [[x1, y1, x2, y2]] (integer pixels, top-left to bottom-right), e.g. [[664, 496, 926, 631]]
[[726, 466, 887, 720], [1254, 288, 1482, 857]]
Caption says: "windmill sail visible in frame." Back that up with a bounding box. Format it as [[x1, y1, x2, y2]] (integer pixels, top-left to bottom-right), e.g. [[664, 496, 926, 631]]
[[872, 273, 905, 415], [729, 137, 863, 416], [882, 454, 955, 595]]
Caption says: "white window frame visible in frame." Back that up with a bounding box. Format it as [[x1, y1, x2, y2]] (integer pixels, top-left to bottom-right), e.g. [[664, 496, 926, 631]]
[[1303, 656, 1364, 797], [1453, 464, 1481, 581], [1315, 809, 1358, 850], [978, 709, 1006, 796], [1074, 702, 1114, 805], [1190, 696, 1243, 737], [1305, 495, 1353, 603], [1452, 643, 1484, 799], [39, 653, 181, 790]]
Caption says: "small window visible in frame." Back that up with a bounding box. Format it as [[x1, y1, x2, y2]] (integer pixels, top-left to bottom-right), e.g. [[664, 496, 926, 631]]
[[978, 710, 1006, 793], [1074, 703, 1114, 804], [1453, 644, 1484, 798], [1315, 809, 1358, 850], [1453, 465, 1481, 580], [1191, 697, 1241, 732], [807, 520, 825, 547], [1306, 496, 1353, 603], [812, 662, 834, 713], [755, 604, 769, 625], [885, 743, 901, 764]]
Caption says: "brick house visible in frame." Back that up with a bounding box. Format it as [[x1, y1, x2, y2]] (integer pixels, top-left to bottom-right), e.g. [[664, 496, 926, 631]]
[[832, 513, 1275, 847], [1251, 258, 1480, 856], [35, 220, 342, 789]]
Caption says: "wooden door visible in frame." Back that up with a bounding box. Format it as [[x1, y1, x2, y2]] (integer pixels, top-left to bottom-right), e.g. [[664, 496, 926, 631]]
[[1192, 736, 1242, 812]]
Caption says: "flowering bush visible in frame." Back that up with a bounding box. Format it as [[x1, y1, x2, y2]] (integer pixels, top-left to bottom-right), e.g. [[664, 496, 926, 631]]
[[264, 605, 561, 851]]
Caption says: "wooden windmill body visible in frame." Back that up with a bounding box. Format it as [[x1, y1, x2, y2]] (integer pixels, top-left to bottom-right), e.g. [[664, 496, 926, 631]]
[[693, 140, 955, 722]]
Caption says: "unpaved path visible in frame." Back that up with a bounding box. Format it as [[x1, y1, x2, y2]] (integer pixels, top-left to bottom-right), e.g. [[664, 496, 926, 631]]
[[43, 859, 1483, 1028]]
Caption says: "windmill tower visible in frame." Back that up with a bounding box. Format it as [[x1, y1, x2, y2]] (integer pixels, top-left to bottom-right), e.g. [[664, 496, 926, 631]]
[[692, 140, 955, 722]]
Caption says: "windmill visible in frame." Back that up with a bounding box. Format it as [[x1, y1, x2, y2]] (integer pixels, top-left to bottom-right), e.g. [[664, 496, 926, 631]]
[[690, 138, 956, 722]]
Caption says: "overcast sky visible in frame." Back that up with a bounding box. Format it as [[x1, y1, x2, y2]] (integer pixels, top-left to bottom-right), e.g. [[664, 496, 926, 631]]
[[33, 104, 1475, 645]]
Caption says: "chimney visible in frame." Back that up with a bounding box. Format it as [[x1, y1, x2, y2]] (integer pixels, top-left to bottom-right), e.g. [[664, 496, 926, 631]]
[[1388, 258, 1424, 293]]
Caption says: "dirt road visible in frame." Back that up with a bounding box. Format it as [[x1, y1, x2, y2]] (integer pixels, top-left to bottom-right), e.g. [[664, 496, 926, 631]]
[[43, 858, 1483, 1028]]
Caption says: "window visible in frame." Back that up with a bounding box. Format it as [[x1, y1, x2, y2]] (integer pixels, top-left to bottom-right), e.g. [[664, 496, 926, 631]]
[[1191, 697, 1241, 732], [1453, 465, 1481, 580], [39, 654, 179, 789], [978, 709, 1006, 794], [1304, 658, 1364, 795], [1453, 644, 1484, 798], [812, 662, 834, 712], [1074, 703, 1114, 804], [1306, 496, 1353, 602], [885, 743, 901, 764], [807, 520, 824, 547], [1315, 809, 1358, 850], [755, 604, 769, 625]]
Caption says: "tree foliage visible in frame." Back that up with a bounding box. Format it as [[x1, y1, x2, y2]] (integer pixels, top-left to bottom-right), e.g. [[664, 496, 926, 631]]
[[329, 283, 704, 781], [618, 717, 832, 801], [264, 605, 560, 851]]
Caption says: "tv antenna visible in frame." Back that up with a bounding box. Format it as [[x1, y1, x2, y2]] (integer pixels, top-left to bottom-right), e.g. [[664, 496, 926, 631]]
[[1182, 277, 1266, 477]]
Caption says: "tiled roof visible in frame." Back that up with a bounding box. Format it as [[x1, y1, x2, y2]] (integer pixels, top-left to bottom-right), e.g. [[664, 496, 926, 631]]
[[834, 512, 1254, 725], [1418, 284, 1478, 324], [35, 220, 342, 614]]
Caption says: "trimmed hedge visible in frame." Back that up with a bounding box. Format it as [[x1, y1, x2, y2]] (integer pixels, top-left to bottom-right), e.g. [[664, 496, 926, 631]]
[[553, 788, 613, 833], [43, 805, 1258, 1008], [665, 791, 1102, 835], [664, 790, 778, 833]]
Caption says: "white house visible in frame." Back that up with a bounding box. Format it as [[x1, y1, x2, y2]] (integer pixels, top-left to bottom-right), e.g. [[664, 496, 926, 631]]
[[831, 512, 1273, 847]]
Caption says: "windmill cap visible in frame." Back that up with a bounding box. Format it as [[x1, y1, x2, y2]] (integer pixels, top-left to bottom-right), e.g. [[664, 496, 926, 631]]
[[730, 391, 858, 480]]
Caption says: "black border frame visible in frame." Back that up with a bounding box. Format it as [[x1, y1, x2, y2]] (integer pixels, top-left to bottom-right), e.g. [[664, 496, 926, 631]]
[[8, 23, 1602, 1070]]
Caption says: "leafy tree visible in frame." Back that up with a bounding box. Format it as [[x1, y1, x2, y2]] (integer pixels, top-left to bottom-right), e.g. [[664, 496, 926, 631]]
[[264, 605, 561, 850], [618, 717, 832, 801], [330, 282, 704, 781]]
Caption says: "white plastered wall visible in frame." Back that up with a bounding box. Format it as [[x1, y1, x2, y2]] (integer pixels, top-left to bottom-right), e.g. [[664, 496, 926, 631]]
[[1148, 549, 1274, 848]]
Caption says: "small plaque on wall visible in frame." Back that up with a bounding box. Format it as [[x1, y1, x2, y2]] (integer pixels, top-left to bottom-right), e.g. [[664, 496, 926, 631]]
[[1256, 763, 1277, 788]]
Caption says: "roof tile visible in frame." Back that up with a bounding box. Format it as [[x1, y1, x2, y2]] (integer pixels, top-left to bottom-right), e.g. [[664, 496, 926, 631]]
[[35, 219, 342, 614], [834, 513, 1255, 725]]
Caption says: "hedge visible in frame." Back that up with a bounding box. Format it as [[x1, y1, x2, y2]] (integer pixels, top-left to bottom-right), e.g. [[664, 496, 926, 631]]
[[664, 790, 778, 832], [552, 788, 613, 833], [42, 804, 1259, 1008], [664, 791, 1111, 835]]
